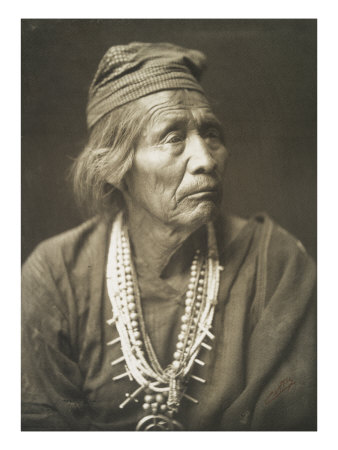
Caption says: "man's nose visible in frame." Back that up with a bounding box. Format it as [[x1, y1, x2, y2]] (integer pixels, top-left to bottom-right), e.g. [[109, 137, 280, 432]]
[[186, 135, 217, 174]]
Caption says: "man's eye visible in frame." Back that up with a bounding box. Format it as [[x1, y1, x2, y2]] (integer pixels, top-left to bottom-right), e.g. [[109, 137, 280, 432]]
[[204, 128, 224, 148], [163, 133, 184, 144], [204, 128, 221, 140]]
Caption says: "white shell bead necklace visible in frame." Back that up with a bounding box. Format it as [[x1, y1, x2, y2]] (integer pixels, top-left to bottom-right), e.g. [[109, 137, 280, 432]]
[[106, 211, 221, 430]]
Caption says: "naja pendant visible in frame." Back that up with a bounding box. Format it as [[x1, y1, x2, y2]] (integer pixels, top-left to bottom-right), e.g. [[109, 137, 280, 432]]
[[136, 414, 184, 431]]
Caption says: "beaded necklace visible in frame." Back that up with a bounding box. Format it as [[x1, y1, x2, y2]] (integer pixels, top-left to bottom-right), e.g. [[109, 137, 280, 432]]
[[106, 212, 221, 430]]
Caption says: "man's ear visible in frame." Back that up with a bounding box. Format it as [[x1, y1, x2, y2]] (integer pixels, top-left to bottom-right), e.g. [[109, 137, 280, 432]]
[[105, 175, 129, 194], [118, 178, 129, 194], [105, 150, 134, 194]]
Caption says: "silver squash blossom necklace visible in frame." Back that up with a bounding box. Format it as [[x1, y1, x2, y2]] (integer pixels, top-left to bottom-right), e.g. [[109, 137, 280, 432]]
[[106, 212, 222, 431]]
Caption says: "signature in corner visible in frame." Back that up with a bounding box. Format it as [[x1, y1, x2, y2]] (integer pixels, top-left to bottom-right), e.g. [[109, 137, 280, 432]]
[[264, 377, 296, 405]]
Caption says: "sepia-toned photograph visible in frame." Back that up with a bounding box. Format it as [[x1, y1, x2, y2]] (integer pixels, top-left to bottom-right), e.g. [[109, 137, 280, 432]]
[[21, 19, 317, 431]]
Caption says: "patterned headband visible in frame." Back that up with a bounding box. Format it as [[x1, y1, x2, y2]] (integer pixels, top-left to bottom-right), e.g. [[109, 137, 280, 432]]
[[86, 42, 207, 130]]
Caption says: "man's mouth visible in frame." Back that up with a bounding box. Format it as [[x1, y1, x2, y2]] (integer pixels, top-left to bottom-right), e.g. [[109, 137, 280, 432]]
[[185, 187, 219, 199]]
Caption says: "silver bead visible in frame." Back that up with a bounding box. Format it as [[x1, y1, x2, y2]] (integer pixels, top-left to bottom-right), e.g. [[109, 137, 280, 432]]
[[185, 306, 192, 314], [196, 294, 202, 301], [195, 358, 205, 366], [144, 394, 154, 403], [183, 393, 199, 404], [201, 342, 212, 351], [191, 374, 206, 384], [198, 279, 204, 286], [181, 324, 188, 332], [191, 270, 197, 277], [173, 351, 181, 360], [125, 266, 131, 274], [176, 342, 184, 350], [151, 402, 158, 413], [185, 298, 193, 306], [143, 403, 150, 411], [197, 286, 204, 293], [127, 295, 135, 303], [181, 315, 189, 323], [126, 274, 132, 281], [178, 333, 185, 341], [126, 287, 133, 295], [134, 331, 141, 339], [131, 320, 138, 328], [186, 290, 193, 299], [172, 360, 180, 369], [128, 303, 136, 311], [156, 394, 164, 403]]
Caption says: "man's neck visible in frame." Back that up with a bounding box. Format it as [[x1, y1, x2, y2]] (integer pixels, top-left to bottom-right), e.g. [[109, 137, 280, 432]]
[[124, 202, 204, 278]]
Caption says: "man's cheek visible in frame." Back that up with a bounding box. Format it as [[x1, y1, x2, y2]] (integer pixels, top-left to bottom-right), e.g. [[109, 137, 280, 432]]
[[149, 174, 171, 197]]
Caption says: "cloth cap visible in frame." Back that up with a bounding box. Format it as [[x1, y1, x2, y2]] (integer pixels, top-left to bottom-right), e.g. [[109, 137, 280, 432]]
[[86, 42, 207, 130]]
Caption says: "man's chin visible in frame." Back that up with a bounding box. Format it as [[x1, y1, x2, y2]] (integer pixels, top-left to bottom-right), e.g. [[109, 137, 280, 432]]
[[178, 200, 220, 229]]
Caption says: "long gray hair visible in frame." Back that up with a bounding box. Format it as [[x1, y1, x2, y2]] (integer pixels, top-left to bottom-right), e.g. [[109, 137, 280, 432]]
[[71, 100, 147, 216]]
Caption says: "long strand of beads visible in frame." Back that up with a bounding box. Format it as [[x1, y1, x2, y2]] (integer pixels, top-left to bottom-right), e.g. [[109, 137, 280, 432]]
[[107, 216, 156, 386], [106, 211, 221, 424], [172, 251, 204, 372]]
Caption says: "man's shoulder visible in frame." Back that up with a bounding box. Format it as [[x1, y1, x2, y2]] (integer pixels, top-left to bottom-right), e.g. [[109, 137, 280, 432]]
[[23, 216, 110, 276], [224, 212, 316, 318], [220, 211, 315, 269], [265, 215, 315, 267], [251, 213, 316, 288]]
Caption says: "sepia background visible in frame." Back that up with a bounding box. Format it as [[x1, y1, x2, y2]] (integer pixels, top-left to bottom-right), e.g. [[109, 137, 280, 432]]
[[21, 19, 317, 262]]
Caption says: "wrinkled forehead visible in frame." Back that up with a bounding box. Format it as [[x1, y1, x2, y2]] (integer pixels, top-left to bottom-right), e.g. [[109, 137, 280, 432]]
[[138, 90, 218, 130]]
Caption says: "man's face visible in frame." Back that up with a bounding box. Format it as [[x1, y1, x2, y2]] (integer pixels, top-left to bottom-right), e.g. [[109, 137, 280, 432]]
[[123, 90, 228, 230]]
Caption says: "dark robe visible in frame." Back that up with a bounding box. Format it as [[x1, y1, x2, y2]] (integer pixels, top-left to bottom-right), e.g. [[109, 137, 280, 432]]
[[21, 213, 316, 431]]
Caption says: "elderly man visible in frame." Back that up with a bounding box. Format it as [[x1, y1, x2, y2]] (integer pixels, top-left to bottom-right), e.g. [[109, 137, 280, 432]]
[[21, 42, 316, 431]]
